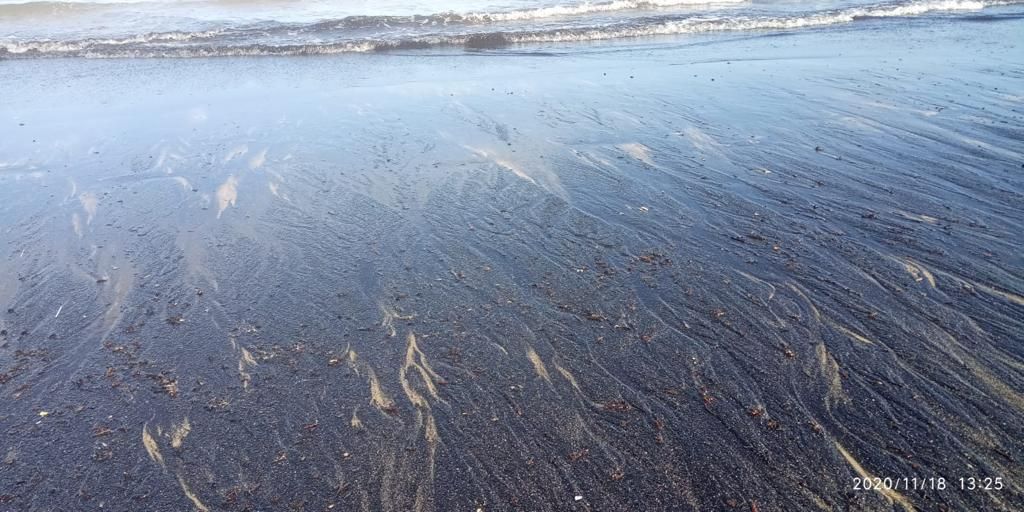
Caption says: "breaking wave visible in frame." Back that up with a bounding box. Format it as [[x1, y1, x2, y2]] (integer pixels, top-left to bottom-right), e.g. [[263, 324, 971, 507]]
[[0, 0, 1018, 58]]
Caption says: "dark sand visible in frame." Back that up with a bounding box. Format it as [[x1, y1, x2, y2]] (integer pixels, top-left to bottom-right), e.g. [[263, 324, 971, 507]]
[[1, 13, 1023, 512]]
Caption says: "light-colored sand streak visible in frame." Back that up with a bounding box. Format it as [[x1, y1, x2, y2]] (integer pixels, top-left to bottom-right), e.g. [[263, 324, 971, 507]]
[[835, 441, 916, 511], [570, 148, 614, 170], [146, 421, 210, 510], [526, 346, 551, 383], [555, 363, 581, 392], [926, 327, 1024, 411], [79, 192, 98, 224], [351, 332, 445, 509], [216, 175, 239, 218], [71, 213, 82, 238], [900, 258, 936, 288], [788, 283, 822, 323], [142, 424, 164, 467], [470, 147, 537, 184], [170, 417, 191, 449], [65, 178, 77, 202], [969, 281, 1024, 306], [347, 349, 360, 373], [367, 367, 396, 412], [827, 322, 875, 345], [177, 474, 210, 512], [398, 332, 443, 512], [223, 145, 248, 163], [916, 264, 1024, 305], [381, 306, 415, 338], [737, 270, 777, 303], [268, 181, 288, 201], [400, 332, 443, 406], [171, 176, 192, 191], [248, 148, 268, 169], [238, 347, 257, 390], [790, 283, 874, 345], [99, 259, 135, 341], [815, 344, 848, 409], [680, 127, 723, 155], [893, 210, 939, 225], [616, 142, 655, 166], [845, 259, 1022, 412]]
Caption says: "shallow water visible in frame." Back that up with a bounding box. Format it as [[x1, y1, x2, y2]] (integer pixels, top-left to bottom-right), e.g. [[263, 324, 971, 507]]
[[1, 10, 1023, 512]]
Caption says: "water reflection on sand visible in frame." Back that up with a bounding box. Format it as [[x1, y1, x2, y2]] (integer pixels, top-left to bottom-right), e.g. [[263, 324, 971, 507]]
[[1, 19, 1023, 512]]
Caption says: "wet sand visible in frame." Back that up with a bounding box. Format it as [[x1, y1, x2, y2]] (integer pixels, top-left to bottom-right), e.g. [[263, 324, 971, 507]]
[[1, 13, 1023, 512]]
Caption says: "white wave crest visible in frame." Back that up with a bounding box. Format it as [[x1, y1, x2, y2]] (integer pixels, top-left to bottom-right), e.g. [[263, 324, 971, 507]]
[[460, 0, 746, 22], [495, 0, 1017, 42]]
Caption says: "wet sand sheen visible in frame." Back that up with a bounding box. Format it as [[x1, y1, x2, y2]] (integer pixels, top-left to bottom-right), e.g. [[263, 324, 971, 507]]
[[1, 12, 1023, 512]]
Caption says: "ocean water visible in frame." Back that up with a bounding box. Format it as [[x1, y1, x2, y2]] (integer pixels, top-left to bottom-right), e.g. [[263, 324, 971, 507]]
[[0, 0, 1020, 57]]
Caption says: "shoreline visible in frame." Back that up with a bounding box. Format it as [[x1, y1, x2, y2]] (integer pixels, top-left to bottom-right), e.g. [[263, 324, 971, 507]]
[[2, 2, 1023, 58]]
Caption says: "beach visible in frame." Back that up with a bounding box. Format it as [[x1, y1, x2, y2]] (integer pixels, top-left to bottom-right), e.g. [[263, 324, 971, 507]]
[[1, 4, 1023, 511]]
